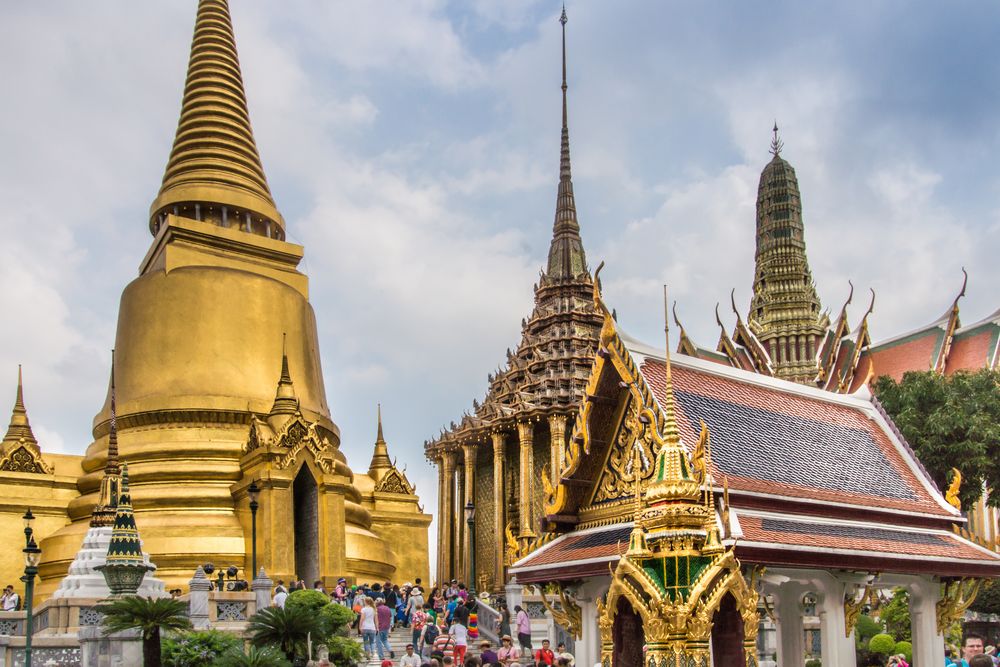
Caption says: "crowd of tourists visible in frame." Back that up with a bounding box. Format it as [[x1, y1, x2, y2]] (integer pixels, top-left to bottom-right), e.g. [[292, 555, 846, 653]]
[[269, 576, 576, 667], [945, 633, 1000, 667]]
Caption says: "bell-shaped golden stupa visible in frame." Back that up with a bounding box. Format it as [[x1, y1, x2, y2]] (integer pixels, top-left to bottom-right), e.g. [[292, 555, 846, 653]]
[[33, 0, 429, 596]]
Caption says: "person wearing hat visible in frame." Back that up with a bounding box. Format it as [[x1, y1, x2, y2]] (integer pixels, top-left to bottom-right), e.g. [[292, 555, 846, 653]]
[[333, 577, 348, 605], [479, 639, 499, 666], [381, 660, 394, 667], [497, 635, 521, 667], [400, 643, 421, 667]]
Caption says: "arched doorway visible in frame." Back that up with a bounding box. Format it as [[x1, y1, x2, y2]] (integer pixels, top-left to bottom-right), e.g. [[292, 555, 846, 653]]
[[612, 597, 645, 667], [711, 592, 746, 666], [293, 465, 319, 585]]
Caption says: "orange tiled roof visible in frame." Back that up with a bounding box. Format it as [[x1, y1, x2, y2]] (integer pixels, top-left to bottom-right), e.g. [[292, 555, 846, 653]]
[[639, 357, 951, 518]]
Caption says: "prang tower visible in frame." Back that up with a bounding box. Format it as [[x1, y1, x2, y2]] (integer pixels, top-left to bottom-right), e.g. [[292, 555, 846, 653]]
[[747, 126, 830, 382]]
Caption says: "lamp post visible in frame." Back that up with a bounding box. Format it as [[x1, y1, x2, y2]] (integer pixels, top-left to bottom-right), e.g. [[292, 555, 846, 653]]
[[464, 501, 476, 597], [248, 480, 260, 576], [22, 509, 41, 667]]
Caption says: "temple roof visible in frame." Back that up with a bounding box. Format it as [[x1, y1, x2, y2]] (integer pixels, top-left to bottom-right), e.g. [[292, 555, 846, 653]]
[[515, 293, 1000, 580], [633, 345, 952, 518], [149, 0, 283, 237]]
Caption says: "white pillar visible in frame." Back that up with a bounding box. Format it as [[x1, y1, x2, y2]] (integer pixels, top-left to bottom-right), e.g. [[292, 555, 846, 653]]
[[575, 579, 607, 667], [815, 573, 856, 667], [188, 566, 211, 630], [775, 583, 805, 667], [909, 576, 945, 667]]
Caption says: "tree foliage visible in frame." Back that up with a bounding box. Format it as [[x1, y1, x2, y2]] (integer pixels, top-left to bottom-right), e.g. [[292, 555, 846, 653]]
[[162, 629, 242, 667], [893, 640, 913, 663], [874, 368, 1000, 510], [325, 635, 366, 665], [879, 589, 911, 643], [854, 615, 883, 646], [97, 596, 193, 667], [970, 578, 1000, 615]]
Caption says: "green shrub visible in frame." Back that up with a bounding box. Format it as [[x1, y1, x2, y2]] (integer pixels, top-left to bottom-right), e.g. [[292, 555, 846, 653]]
[[805, 660, 821, 667], [893, 640, 912, 663], [868, 633, 896, 656], [283, 588, 354, 641], [162, 630, 243, 667]]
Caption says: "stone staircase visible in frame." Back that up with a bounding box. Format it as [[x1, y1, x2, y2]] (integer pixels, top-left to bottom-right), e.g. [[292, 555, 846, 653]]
[[357, 625, 417, 666]]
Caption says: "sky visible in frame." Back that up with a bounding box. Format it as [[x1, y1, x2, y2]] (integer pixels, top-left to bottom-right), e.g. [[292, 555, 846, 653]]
[[1, 1, 998, 572]]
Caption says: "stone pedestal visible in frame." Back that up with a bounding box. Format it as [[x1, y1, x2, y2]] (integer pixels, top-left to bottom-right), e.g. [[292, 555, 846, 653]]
[[78, 625, 143, 667], [252, 567, 274, 614], [188, 566, 211, 630]]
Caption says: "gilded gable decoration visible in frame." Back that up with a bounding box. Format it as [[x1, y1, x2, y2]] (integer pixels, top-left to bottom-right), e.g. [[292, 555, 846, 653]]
[[0, 445, 50, 474], [375, 468, 414, 495]]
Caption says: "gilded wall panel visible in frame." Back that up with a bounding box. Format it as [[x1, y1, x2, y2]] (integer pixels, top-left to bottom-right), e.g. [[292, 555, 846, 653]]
[[475, 457, 495, 591], [591, 395, 656, 505], [532, 437, 551, 535]]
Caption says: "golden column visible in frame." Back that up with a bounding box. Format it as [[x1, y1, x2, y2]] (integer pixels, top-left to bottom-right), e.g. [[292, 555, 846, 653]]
[[462, 443, 476, 586], [548, 414, 567, 483], [441, 451, 456, 582], [517, 421, 536, 540], [435, 455, 446, 584], [491, 431, 506, 591]]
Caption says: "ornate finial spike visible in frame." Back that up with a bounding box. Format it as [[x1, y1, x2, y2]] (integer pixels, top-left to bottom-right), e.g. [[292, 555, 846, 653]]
[[770, 121, 783, 157], [560, 4, 568, 26], [661, 286, 681, 443], [376, 403, 385, 444], [279, 333, 291, 383], [15, 365, 24, 410]]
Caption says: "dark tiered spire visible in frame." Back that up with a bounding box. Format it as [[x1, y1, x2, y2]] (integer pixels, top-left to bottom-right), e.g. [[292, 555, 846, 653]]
[[545, 6, 588, 281], [748, 125, 828, 383], [93, 353, 123, 527], [97, 462, 153, 597]]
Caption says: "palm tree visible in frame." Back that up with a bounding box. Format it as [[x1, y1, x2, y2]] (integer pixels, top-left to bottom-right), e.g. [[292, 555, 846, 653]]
[[96, 596, 192, 667], [246, 605, 321, 661], [217, 645, 292, 667]]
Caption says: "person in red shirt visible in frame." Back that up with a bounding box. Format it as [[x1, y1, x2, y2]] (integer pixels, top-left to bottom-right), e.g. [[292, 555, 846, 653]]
[[534, 639, 555, 666]]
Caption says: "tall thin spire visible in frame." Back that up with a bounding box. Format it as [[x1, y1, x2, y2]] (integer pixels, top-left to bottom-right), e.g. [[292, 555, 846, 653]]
[[660, 286, 681, 444], [93, 355, 123, 527], [270, 334, 298, 417], [106, 351, 120, 475], [368, 403, 393, 479], [545, 5, 588, 281], [3, 365, 37, 446], [149, 0, 284, 239]]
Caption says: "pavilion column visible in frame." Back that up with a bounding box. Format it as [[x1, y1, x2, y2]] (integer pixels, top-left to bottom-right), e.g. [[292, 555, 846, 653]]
[[517, 421, 536, 540], [778, 336, 787, 364], [491, 431, 506, 591], [441, 451, 456, 582], [453, 464, 464, 583], [775, 583, 805, 667], [548, 414, 567, 483], [815, 573, 856, 667], [462, 442, 476, 588], [909, 576, 945, 667], [435, 456, 446, 584]]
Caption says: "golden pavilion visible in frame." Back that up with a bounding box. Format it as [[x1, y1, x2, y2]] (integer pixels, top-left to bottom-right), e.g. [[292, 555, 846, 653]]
[[0, 0, 430, 598]]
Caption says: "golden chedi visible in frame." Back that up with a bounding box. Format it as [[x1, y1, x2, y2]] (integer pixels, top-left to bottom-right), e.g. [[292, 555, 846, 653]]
[[35, 0, 429, 596]]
